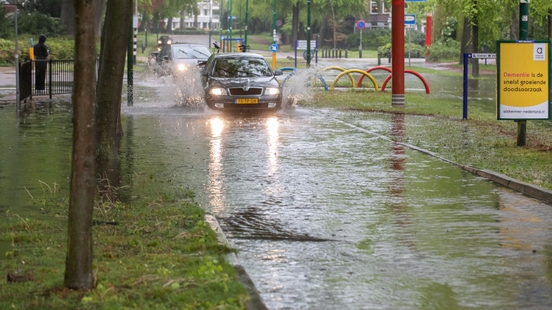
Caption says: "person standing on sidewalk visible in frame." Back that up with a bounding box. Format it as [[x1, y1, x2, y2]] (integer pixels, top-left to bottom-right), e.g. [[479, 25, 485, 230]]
[[33, 34, 49, 90]]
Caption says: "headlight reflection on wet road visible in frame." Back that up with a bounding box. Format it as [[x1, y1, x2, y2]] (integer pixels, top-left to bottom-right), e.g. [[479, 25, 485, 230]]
[[208, 117, 225, 213]]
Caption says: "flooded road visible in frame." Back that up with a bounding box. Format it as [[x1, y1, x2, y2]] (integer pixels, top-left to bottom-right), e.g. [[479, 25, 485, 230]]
[[2, 73, 552, 309]]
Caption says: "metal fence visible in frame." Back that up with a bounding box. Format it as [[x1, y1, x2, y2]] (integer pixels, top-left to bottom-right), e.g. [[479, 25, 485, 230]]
[[19, 59, 75, 102]]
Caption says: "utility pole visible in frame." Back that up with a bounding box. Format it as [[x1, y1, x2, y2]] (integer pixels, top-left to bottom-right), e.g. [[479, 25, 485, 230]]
[[517, 0, 529, 146], [244, 0, 249, 48], [391, 0, 405, 107], [307, 0, 311, 67]]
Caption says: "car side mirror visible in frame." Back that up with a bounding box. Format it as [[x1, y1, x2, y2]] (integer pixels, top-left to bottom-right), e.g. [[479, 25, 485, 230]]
[[274, 70, 283, 76]]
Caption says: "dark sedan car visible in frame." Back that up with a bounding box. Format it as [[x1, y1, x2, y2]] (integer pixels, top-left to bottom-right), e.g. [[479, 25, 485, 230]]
[[201, 53, 283, 111], [155, 43, 211, 77]]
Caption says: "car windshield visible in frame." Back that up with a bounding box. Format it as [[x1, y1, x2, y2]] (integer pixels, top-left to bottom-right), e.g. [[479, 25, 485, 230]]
[[172, 46, 211, 59], [212, 58, 273, 78]]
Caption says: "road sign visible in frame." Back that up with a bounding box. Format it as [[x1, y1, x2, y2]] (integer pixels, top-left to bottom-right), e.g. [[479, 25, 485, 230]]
[[276, 19, 282, 27], [270, 44, 279, 52], [469, 53, 496, 59], [229, 16, 236, 20], [404, 14, 416, 25], [356, 20, 366, 30]]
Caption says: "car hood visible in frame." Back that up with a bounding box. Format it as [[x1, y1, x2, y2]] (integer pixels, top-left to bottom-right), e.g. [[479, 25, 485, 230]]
[[207, 76, 280, 89]]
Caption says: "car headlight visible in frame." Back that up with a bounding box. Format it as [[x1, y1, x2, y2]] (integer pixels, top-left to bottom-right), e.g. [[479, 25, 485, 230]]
[[177, 64, 187, 71], [266, 87, 280, 95], [157, 40, 162, 45], [209, 88, 225, 96]]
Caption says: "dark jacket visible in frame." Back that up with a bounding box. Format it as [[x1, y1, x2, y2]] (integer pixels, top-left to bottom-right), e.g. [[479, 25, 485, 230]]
[[34, 34, 49, 60]]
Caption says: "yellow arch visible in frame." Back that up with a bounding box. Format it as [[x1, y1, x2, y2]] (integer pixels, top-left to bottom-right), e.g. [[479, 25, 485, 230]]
[[330, 69, 379, 91], [321, 66, 355, 88]]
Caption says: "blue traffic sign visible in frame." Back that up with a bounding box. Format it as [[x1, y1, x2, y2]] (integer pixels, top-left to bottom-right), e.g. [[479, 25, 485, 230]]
[[270, 44, 279, 52], [356, 20, 366, 30], [404, 14, 416, 25]]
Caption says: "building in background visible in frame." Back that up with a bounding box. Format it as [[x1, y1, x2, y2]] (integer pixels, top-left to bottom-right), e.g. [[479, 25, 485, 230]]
[[166, 0, 220, 31]]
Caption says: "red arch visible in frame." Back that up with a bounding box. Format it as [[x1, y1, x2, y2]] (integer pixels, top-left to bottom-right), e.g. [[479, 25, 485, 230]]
[[357, 66, 392, 87], [357, 66, 430, 94], [381, 70, 430, 94]]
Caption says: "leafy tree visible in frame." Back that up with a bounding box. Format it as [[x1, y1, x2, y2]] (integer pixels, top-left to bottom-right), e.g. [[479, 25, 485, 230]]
[[65, 0, 97, 290]]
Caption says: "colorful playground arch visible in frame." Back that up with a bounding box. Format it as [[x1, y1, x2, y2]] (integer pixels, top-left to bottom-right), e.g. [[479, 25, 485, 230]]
[[330, 69, 379, 91], [357, 66, 430, 94]]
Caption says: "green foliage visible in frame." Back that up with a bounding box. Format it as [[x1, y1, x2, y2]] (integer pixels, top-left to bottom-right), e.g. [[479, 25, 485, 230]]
[[345, 28, 391, 51], [16, 12, 65, 37], [427, 39, 461, 62], [0, 7, 13, 39]]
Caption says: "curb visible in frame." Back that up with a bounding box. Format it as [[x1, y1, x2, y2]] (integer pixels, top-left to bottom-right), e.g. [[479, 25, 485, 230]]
[[336, 118, 552, 205], [205, 215, 268, 310], [402, 142, 552, 205]]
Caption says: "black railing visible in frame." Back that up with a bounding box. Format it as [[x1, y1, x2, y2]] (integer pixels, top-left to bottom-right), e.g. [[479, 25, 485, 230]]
[[19, 60, 32, 102], [17, 59, 76, 103]]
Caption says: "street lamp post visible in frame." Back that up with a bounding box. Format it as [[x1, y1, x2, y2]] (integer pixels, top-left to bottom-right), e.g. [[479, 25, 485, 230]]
[[209, 0, 212, 48], [307, 0, 311, 67], [271, 0, 276, 68], [229, 0, 233, 52], [244, 0, 249, 48], [15, 0, 20, 116]]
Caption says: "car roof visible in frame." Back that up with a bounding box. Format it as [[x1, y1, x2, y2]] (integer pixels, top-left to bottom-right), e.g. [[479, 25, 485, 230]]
[[213, 52, 266, 59]]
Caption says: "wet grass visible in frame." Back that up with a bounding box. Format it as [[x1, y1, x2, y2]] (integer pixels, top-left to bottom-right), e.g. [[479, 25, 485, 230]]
[[0, 180, 249, 309], [301, 90, 552, 191]]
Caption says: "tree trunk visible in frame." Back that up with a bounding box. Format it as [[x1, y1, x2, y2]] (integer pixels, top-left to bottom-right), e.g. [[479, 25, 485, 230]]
[[64, 0, 96, 290], [180, 10, 185, 31], [510, 6, 519, 40], [471, 0, 479, 78], [167, 16, 174, 33], [94, 0, 106, 37], [291, 3, 299, 49], [548, 9, 552, 39], [96, 0, 132, 178], [317, 17, 326, 49], [330, 0, 337, 49], [459, 16, 470, 64], [61, 0, 75, 35]]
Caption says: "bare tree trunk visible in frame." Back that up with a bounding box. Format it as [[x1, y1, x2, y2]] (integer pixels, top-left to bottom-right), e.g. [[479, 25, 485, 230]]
[[548, 9, 552, 39], [61, 0, 75, 35], [94, 0, 106, 37], [167, 16, 173, 33], [471, 0, 479, 78], [510, 6, 519, 40], [96, 0, 132, 176], [64, 0, 96, 290], [329, 0, 337, 49], [291, 3, 299, 49], [180, 10, 185, 31], [459, 16, 470, 64]]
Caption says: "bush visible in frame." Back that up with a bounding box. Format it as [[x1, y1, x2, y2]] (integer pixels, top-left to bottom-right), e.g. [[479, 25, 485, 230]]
[[345, 28, 391, 50], [377, 42, 426, 58], [427, 40, 461, 62], [17, 12, 65, 37]]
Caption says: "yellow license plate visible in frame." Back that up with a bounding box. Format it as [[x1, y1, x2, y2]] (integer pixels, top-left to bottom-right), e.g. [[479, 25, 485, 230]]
[[235, 98, 258, 104]]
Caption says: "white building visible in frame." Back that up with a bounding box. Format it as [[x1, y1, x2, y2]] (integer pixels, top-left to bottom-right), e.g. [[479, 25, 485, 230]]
[[166, 0, 220, 31]]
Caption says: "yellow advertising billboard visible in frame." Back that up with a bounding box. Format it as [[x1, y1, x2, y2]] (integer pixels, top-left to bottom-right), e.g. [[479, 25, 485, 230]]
[[497, 40, 550, 120]]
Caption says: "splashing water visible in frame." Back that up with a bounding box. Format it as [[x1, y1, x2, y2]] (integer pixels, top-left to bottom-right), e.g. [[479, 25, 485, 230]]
[[280, 67, 321, 108], [135, 63, 206, 109]]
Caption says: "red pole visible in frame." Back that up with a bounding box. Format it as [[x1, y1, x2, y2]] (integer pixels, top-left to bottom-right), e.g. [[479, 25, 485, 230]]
[[425, 13, 432, 55], [392, 0, 405, 106]]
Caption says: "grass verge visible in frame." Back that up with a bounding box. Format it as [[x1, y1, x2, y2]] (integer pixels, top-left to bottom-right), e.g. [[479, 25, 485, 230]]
[[0, 183, 250, 309], [300, 90, 552, 191]]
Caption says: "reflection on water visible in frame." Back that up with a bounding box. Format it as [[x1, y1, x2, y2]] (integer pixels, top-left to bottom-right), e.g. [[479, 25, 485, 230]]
[[2, 84, 552, 309]]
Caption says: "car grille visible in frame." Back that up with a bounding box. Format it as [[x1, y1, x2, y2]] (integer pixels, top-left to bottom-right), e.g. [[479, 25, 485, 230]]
[[229, 87, 263, 96]]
